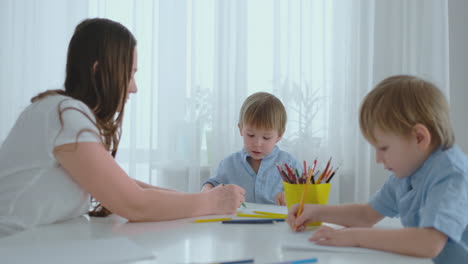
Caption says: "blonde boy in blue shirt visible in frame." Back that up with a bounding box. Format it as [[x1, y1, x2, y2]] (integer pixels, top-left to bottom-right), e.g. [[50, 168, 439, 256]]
[[202, 92, 301, 205], [287, 75, 468, 263]]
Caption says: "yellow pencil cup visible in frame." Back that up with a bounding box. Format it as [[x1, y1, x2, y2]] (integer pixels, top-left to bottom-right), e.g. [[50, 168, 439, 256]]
[[283, 182, 331, 226]]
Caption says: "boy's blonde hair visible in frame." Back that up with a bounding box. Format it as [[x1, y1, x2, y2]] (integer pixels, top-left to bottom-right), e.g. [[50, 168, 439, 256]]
[[359, 75, 454, 149], [239, 92, 287, 136]]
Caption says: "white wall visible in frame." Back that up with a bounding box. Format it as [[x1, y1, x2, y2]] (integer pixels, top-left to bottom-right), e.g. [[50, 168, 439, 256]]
[[449, 0, 468, 153]]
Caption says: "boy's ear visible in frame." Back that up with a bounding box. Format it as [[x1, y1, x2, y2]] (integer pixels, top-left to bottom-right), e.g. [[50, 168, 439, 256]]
[[412, 124, 431, 150], [276, 133, 283, 143], [238, 123, 243, 136]]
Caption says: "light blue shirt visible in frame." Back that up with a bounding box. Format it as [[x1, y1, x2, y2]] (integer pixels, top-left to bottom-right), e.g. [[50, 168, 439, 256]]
[[370, 145, 468, 264], [203, 146, 301, 204]]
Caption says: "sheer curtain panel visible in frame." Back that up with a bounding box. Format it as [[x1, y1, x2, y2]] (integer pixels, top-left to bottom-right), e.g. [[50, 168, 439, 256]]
[[0, 0, 450, 204]]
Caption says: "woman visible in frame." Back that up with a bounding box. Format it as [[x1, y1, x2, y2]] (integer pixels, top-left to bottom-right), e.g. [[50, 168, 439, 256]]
[[0, 18, 245, 237]]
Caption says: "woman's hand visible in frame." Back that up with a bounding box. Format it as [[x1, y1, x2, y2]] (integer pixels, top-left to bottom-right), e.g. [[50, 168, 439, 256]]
[[209, 184, 245, 214], [201, 183, 214, 192]]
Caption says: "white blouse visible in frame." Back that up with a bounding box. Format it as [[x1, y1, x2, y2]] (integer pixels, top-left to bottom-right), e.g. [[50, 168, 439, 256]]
[[0, 94, 102, 237]]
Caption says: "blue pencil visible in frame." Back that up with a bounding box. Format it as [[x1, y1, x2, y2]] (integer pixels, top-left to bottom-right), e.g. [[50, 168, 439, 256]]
[[222, 219, 285, 224], [216, 259, 255, 264], [272, 258, 318, 264]]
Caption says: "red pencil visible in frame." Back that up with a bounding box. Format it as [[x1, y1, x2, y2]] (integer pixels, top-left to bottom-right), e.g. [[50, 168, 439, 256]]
[[284, 163, 296, 183]]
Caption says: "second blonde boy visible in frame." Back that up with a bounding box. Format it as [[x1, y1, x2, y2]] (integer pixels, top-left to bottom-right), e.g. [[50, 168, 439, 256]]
[[202, 92, 301, 205]]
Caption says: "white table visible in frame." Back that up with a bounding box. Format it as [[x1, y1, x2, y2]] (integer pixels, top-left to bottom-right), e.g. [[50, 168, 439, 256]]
[[0, 203, 431, 264]]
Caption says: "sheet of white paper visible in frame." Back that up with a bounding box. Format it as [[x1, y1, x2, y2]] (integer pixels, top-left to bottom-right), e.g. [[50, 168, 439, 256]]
[[0, 237, 155, 264], [281, 230, 382, 254], [240, 202, 288, 215]]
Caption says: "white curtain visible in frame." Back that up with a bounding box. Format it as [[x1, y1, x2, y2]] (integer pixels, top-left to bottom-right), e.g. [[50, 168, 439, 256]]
[[0, 0, 88, 139], [0, 0, 449, 204]]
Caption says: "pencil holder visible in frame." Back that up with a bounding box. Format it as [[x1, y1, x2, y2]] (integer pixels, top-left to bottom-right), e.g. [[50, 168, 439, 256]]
[[283, 182, 331, 226]]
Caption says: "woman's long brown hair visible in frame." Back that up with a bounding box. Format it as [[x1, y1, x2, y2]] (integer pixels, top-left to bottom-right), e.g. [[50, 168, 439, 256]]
[[31, 18, 137, 217]]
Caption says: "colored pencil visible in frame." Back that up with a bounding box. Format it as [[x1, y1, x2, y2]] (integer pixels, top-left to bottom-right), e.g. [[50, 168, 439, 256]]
[[253, 211, 287, 218], [207, 259, 255, 264], [194, 218, 232, 223], [271, 258, 318, 264], [222, 219, 284, 224], [326, 166, 339, 183], [284, 163, 296, 183], [316, 157, 332, 184], [237, 213, 286, 219], [216, 259, 255, 264]]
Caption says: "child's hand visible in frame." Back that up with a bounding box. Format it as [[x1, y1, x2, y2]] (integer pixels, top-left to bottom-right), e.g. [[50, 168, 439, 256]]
[[286, 204, 322, 232], [274, 192, 286, 206], [309, 225, 358, 247]]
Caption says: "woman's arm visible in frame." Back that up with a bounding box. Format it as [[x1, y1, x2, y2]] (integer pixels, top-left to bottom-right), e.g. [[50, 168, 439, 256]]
[[54, 142, 245, 222], [311, 225, 447, 258], [134, 179, 176, 192], [201, 183, 214, 192]]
